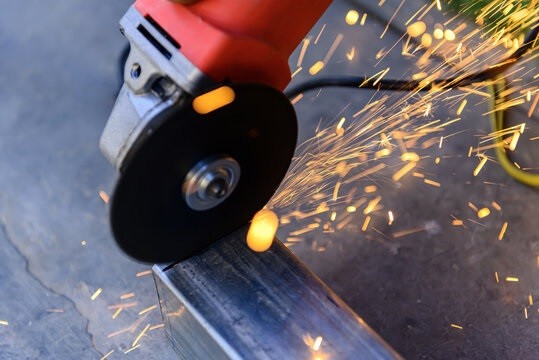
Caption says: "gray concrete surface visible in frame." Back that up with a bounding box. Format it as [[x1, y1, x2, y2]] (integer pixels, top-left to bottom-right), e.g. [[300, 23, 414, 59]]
[[1, 0, 538, 359]]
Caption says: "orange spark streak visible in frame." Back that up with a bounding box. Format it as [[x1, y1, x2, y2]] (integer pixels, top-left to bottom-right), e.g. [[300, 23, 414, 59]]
[[498, 222, 508, 240]]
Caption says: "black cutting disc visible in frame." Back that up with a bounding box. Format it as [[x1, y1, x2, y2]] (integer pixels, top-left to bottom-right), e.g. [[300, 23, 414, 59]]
[[110, 83, 297, 263]]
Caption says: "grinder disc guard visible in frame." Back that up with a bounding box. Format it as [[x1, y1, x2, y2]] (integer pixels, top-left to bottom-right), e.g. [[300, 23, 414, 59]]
[[110, 83, 297, 263]]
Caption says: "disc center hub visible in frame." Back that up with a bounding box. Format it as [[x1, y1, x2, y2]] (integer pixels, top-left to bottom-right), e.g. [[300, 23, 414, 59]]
[[182, 156, 240, 211]]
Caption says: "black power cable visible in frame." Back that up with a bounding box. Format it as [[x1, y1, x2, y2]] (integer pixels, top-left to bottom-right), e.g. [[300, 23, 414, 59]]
[[285, 24, 539, 99]]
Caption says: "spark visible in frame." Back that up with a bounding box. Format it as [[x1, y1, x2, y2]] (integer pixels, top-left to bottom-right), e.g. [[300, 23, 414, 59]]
[[483, 182, 507, 187], [401, 152, 420, 162], [529, 295, 534, 306], [407, 21, 427, 38], [388, 211, 394, 225], [124, 345, 141, 354], [107, 327, 131, 338], [286, 237, 303, 243], [91, 288, 103, 301], [444, 29, 456, 41], [450, 324, 463, 330], [138, 305, 157, 316], [132, 324, 151, 347], [393, 227, 425, 238], [498, 222, 508, 240], [495, 272, 499, 283], [322, 34, 344, 64], [528, 93, 539, 117], [364, 196, 382, 215], [100, 350, 114, 360], [345, 10, 360, 26], [491, 201, 502, 211], [0, 320, 8, 326], [336, 117, 346, 136], [121, 292, 136, 300], [291, 94, 303, 105], [459, 87, 492, 98], [309, 61, 325, 75], [524, 307, 528, 319], [99, 190, 109, 204], [136, 270, 152, 277], [345, 164, 386, 183], [424, 179, 441, 187], [505, 277, 519, 282], [313, 24, 326, 45], [421, 33, 433, 47], [360, 13, 368, 26], [112, 307, 123, 319], [485, 98, 526, 115], [108, 302, 137, 310], [456, 99, 468, 115], [46, 309, 64, 313], [468, 202, 478, 212], [364, 185, 377, 193], [508, 131, 521, 151], [406, 3, 428, 25], [362, 216, 371, 231], [332, 181, 342, 201], [149, 323, 165, 331], [473, 155, 488, 176], [423, 103, 432, 117], [291, 67, 302, 79], [413, 72, 428, 80], [375, 148, 391, 158], [392, 162, 417, 181], [380, 0, 405, 39], [297, 38, 310, 67], [468, 219, 486, 227], [313, 336, 323, 351], [477, 208, 491, 218], [346, 47, 356, 61], [372, 67, 391, 86]]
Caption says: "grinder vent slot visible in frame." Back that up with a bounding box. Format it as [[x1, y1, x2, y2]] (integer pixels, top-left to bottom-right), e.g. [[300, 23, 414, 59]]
[[137, 24, 172, 60], [145, 15, 181, 49]]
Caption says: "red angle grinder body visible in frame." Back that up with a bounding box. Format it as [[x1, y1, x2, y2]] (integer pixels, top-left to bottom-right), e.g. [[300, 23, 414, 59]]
[[102, 0, 332, 263]]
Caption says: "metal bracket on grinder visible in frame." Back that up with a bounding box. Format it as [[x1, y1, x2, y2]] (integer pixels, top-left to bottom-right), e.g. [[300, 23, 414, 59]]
[[153, 226, 402, 359], [100, 6, 214, 171]]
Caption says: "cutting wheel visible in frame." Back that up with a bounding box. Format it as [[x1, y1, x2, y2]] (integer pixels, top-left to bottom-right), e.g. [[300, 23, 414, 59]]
[[110, 83, 297, 263]]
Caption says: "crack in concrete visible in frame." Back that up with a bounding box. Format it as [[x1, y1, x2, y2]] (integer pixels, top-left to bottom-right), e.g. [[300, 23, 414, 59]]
[[0, 218, 104, 357]]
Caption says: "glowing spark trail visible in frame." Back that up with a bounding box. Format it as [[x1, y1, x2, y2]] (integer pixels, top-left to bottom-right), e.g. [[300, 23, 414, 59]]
[[91, 288, 103, 301], [498, 222, 508, 240]]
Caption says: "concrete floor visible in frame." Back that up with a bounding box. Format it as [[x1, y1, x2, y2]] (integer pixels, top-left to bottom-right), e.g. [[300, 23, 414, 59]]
[[1, 0, 539, 359]]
